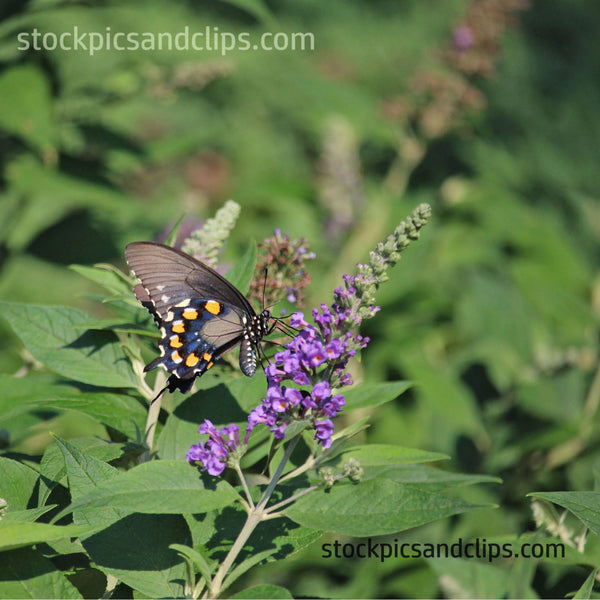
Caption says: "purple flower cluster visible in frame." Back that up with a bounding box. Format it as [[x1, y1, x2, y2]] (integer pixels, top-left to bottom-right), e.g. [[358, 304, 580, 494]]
[[188, 279, 377, 474], [246, 301, 370, 449], [186, 420, 245, 476]]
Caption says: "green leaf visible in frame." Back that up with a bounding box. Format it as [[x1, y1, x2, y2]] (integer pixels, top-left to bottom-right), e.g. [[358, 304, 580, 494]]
[[58, 460, 239, 519], [69, 263, 134, 297], [428, 558, 510, 599], [70, 317, 160, 337], [516, 370, 585, 422], [0, 521, 92, 552], [0, 375, 146, 439], [39, 437, 144, 506], [165, 214, 186, 246], [226, 243, 257, 295], [84, 513, 189, 599], [333, 444, 448, 467], [157, 381, 254, 460], [2, 507, 56, 523], [0, 548, 83, 599], [343, 380, 412, 410], [53, 438, 189, 598], [0, 303, 138, 388], [220, 0, 277, 27], [284, 478, 487, 536], [53, 436, 121, 530], [170, 543, 215, 586], [360, 464, 500, 491], [0, 65, 57, 155], [8, 155, 135, 214], [223, 548, 279, 594], [528, 492, 600, 538], [573, 569, 598, 600], [226, 374, 268, 413], [194, 502, 322, 566], [231, 584, 293, 599], [0, 457, 39, 510]]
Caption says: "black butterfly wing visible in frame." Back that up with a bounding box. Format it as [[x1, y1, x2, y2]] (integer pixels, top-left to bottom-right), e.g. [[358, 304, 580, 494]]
[[125, 242, 260, 388]]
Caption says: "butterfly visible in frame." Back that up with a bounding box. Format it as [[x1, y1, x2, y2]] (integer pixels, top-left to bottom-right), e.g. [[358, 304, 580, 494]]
[[125, 241, 274, 394]]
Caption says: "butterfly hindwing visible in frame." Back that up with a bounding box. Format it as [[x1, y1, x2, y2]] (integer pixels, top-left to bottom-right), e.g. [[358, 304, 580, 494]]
[[146, 298, 246, 380]]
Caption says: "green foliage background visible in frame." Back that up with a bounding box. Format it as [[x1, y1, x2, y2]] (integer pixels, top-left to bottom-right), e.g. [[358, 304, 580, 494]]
[[0, 0, 599, 598]]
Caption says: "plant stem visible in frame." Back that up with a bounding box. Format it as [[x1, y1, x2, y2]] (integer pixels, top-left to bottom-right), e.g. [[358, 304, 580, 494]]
[[234, 463, 255, 510], [206, 435, 300, 599], [139, 394, 162, 463], [263, 483, 321, 516]]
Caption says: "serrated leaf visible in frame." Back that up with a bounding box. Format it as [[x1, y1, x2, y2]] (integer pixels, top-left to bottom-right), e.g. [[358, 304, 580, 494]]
[[0, 375, 146, 439], [528, 492, 600, 539], [0, 457, 39, 510], [84, 513, 189, 599], [57, 460, 239, 519], [0, 302, 137, 388], [284, 478, 487, 536], [53, 436, 121, 530], [0, 521, 92, 552], [53, 438, 188, 598], [2, 507, 56, 523], [39, 437, 144, 506], [0, 547, 83, 599]]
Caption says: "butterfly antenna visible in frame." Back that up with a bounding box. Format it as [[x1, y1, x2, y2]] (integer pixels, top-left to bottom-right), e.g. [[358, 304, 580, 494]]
[[261, 267, 268, 310]]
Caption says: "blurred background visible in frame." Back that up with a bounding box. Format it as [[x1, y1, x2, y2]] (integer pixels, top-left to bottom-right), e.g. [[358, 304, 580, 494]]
[[0, 0, 599, 597]]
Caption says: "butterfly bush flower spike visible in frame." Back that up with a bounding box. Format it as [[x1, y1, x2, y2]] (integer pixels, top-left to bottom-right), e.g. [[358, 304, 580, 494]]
[[188, 203, 431, 470], [182, 199, 241, 268], [249, 229, 315, 311]]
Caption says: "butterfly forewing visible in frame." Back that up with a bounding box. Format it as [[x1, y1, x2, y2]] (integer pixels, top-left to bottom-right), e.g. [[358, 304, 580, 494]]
[[125, 242, 254, 321]]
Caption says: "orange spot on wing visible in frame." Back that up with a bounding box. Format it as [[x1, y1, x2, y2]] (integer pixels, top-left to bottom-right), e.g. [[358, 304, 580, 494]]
[[185, 353, 200, 367], [171, 351, 182, 362], [182, 309, 199, 320], [172, 322, 185, 333], [169, 336, 183, 348], [205, 300, 222, 315], [203, 352, 212, 362]]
